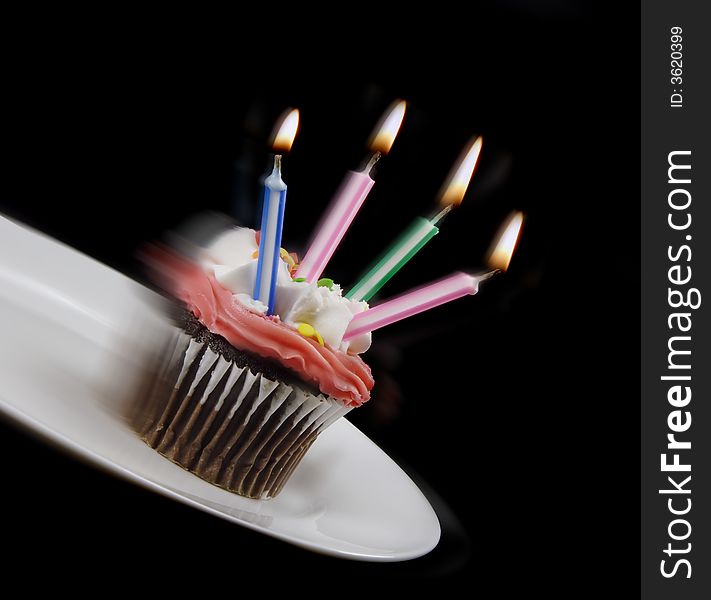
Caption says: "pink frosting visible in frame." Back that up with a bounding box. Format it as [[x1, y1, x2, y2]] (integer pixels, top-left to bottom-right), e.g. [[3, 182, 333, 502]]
[[147, 246, 373, 406]]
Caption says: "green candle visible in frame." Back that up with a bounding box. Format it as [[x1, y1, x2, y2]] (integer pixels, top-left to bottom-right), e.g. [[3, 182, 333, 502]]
[[346, 136, 483, 303], [345, 215, 441, 302]]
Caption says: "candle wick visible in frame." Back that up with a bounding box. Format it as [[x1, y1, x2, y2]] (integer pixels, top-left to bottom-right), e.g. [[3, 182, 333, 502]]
[[477, 269, 501, 282], [274, 154, 283, 174], [429, 203, 453, 225], [364, 151, 382, 175]]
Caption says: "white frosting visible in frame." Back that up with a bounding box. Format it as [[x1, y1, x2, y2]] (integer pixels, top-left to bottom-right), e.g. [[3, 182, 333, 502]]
[[205, 227, 256, 267], [202, 227, 372, 354]]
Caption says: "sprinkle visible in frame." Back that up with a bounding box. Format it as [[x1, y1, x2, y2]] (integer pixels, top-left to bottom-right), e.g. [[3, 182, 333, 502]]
[[296, 322, 325, 346], [251, 250, 259, 259], [297, 323, 315, 337], [317, 277, 334, 289], [292, 277, 307, 282], [280, 248, 296, 268]]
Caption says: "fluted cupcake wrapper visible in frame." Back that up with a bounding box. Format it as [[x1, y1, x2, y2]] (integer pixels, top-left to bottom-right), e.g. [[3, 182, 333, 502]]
[[133, 332, 350, 499]]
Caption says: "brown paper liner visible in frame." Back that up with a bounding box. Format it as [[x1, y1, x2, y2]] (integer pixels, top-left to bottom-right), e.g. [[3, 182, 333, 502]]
[[132, 332, 350, 499]]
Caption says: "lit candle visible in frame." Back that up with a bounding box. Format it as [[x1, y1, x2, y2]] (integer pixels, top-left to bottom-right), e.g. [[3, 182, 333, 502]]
[[343, 211, 523, 340], [253, 109, 299, 314], [346, 136, 483, 302], [486, 211, 524, 272], [295, 100, 406, 283]]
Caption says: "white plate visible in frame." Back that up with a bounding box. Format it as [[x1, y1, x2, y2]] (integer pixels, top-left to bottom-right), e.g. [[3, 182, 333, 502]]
[[0, 216, 440, 561]]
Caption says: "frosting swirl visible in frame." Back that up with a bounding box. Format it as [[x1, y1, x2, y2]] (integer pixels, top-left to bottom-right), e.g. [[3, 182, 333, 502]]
[[147, 232, 374, 406], [204, 227, 372, 354]]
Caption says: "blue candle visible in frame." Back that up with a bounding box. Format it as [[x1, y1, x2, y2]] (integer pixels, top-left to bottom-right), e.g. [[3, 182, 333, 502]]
[[253, 154, 287, 314]]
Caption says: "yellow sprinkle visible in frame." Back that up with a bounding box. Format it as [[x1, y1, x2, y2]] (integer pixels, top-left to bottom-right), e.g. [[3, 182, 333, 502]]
[[251, 250, 259, 259], [280, 248, 295, 267], [297, 323, 315, 337], [314, 331, 324, 346]]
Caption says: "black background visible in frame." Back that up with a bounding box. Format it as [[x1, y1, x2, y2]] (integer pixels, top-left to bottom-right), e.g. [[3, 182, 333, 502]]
[[1, 2, 638, 592]]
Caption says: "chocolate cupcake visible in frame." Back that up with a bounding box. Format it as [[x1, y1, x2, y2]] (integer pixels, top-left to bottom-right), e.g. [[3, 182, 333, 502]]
[[133, 226, 373, 499]]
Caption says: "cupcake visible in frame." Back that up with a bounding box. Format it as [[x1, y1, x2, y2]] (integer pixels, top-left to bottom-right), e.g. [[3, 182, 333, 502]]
[[133, 226, 373, 499]]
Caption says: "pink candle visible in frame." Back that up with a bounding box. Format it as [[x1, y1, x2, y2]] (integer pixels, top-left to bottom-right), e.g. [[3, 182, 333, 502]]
[[295, 167, 375, 282], [343, 210, 524, 340], [295, 100, 406, 283], [343, 272, 480, 340]]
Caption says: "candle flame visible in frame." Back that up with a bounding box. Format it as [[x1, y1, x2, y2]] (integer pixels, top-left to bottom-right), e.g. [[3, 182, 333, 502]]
[[439, 136, 483, 206], [487, 211, 524, 272], [369, 100, 406, 155], [271, 108, 300, 153]]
